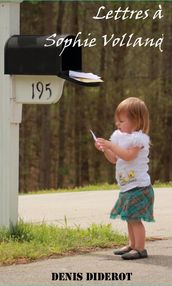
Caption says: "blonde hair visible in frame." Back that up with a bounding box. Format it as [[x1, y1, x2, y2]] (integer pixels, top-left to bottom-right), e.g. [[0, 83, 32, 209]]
[[115, 97, 150, 134]]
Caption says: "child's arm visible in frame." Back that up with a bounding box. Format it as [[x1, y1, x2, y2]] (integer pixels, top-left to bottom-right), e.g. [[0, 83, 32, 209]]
[[97, 138, 141, 161], [104, 148, 117, 164], [95, 141, 117, 164]]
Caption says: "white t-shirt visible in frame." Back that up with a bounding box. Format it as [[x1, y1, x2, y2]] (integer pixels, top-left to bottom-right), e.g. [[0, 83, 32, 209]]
[[110, 130, 151, 192]]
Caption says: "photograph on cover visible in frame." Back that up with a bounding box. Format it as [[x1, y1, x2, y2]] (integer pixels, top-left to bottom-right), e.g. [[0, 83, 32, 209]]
[[0, 0, 172, 285]]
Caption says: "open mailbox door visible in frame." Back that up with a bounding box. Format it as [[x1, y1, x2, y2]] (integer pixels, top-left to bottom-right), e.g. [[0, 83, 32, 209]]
[[4, 34, 102, 87]]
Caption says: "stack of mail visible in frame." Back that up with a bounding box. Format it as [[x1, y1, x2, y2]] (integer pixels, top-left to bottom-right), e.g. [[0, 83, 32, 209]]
[[69, 71, 103, 83]]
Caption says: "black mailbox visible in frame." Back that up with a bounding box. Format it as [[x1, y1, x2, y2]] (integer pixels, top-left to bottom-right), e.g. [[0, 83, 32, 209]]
[[4, 34, 101, 86]]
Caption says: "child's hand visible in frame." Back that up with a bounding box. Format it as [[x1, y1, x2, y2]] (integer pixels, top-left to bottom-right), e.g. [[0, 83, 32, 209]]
[[95, 140, 104, 152], [96, 138, 111, 150]]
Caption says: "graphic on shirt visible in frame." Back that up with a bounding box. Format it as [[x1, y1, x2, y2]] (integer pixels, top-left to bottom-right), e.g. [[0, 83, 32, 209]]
[[118, 170, 136, 186]]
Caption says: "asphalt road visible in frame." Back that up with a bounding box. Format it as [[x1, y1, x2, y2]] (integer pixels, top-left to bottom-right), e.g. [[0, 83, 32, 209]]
[[19, 187, 172, 238]]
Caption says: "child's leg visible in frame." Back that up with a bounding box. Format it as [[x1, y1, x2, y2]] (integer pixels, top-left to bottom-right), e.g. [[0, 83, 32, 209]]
[[130, 221, 146, 250], [113, 222, 135, 255], [121, 222, 148, 259], [127, 222, 135, 249]]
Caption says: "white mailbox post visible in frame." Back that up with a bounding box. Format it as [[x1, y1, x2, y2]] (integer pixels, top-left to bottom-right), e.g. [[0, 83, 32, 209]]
[[0, 1, 101, 228], [0, 1, 22, 227]]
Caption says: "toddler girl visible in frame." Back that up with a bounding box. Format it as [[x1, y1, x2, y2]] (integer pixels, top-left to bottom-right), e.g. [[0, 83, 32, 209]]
[[95, 97, 154, 260]]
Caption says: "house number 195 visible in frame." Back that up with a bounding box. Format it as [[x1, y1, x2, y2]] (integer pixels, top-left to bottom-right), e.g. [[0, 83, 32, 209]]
[[31, 82, 52, 100]]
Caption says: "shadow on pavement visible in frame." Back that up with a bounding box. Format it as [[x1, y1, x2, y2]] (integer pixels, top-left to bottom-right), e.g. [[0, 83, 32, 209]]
[[87, 252, 172, 268]]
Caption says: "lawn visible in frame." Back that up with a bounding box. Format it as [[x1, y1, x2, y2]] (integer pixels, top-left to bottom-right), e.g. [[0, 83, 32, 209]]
[[0, 221, 127, 265]]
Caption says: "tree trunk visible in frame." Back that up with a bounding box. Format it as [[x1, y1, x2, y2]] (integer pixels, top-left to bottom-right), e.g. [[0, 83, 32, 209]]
[[56, 2, 66, 188]]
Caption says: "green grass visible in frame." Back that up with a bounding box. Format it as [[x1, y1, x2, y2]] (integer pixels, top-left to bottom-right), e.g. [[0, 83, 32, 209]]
[[22, 181, 172, 195], [22, 183, 118, 195], [0, 220, 127, 265], [153, 181, 172, 188]]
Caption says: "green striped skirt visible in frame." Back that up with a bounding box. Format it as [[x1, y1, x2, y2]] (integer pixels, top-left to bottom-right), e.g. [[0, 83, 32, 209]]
[[110, 185, 155, 222]]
